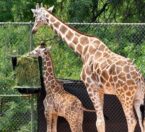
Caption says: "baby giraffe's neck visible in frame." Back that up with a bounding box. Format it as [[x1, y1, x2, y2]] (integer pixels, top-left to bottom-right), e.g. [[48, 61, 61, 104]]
[[42, 52, 62, 94]]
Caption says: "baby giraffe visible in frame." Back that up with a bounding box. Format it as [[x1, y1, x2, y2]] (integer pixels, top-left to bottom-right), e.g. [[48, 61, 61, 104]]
[[28, 42, 95, 132]]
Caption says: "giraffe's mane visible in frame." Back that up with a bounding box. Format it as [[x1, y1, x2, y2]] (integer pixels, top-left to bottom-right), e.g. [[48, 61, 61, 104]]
[[44, 9, 99, 39]]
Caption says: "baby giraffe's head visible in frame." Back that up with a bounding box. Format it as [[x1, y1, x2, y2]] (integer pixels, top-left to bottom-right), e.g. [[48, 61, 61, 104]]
[[29, 42, 50, 58]]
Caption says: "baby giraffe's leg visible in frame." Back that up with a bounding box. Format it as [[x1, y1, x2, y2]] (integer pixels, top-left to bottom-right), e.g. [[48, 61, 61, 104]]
[[45, 111, 53, 132], [67, 110, 83, 132], [51, 114, 58, 132], [68, 119, 83, 132], [77, 113, 83, 132]]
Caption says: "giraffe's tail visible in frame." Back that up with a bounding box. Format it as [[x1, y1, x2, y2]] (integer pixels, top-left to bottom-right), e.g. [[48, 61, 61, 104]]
[[81, 106, 109, 120], [143, 78, 145, 131], [81, 107, 96, 112], [139, 77, 145, 131], [134, 77, 145, 132]]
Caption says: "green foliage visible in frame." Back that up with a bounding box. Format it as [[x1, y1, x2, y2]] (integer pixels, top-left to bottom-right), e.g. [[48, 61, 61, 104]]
[[66, 0, 92, 22], [0, 1, 144, 130], [0, 24, 144, 90], [0, 1, 13, 21], [15, 56, 41, 88], [32, 27, 82, 80], [51, 43, 82, 80], [0, 96, 37, 131], [0, 25, 31, 94], [0, 0, 144, 22]]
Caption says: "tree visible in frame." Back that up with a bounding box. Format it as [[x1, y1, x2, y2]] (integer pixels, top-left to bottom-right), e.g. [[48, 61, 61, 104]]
[[0, 0, 144, 22], [0, 0, 13, 21]]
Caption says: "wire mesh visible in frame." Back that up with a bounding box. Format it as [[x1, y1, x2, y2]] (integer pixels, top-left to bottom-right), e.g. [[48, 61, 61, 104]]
[[0, 22, 144, 132], [32, 23, 145, 80], [0, 95, 37, 132], [38, 80, 141, 132], [0, 23, 33, 95]]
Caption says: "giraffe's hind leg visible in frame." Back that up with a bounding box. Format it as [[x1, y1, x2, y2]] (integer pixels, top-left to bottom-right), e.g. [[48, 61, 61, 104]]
[[67, 112, 83, 132], [76, 112, 83, 132], [118, 95, 137, 132], [123, 104, 136, 132], [68, 119, 83, 132], [134, 100, 144, 132]]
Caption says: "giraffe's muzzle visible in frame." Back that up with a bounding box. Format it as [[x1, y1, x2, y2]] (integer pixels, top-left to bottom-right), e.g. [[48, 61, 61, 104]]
[[32, 29, 37, 34]]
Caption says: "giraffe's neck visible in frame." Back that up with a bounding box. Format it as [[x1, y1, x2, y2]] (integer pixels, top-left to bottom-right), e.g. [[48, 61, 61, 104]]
[[45, 11, 110, 63], [46, 12, 89, 58], [42, 52, 60, 94]]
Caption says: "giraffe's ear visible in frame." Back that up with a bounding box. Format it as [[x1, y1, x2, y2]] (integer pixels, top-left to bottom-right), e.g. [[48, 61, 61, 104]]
[[46, 46, 51, 51], [36, 3, 40, 9], [48, 46, 52, 50], [31, 9, 37, 16], [48, 6, 54, 13], [40, 42, 46, 48]]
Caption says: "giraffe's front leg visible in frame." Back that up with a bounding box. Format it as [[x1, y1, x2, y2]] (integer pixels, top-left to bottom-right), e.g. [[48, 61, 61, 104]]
[[44, 110, 53, 132], [81, 68, 105, 132], [86, 83, 105, 132], [51, 114, 58, 132]]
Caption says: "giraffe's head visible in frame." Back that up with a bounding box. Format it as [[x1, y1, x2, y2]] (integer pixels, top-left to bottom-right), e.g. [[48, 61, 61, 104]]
[[29, 42, 51, 58], [31, 3, 54, 33]]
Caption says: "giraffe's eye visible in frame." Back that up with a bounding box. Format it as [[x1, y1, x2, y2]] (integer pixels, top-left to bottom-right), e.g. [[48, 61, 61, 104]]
[[46, 19, 49, 23], [35, 50, 40, 54], [44, 51, 47, 55], [34, 12, 36, 15]]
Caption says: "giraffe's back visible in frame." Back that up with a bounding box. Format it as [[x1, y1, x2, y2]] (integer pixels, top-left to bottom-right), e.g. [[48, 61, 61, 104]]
[[92, 50, 143, 96], [44, 86, 83, 117]]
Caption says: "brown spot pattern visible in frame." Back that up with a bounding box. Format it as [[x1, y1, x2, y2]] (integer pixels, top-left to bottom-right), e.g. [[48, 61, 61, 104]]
[[66, 30, 74, 40], [98, 44, 105, 51], [60, 25, 67, 34], [95, 52, 102, 59], [48, 67, 52, 72], [53, 22, 60, 28], [50, 17, 56, 23], [123, 65, 130, 72], [102, 71, 109, 80], [77, 44, 83, 54], [89, 46, 96, 54], [109, 64, 116, 75], [80, 36, 89, 45], [86, 66, 92, 75], [72, 37, 78, 44]]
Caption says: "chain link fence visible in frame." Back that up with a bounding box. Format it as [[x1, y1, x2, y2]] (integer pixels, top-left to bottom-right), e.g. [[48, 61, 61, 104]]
[[32, 23, 145, 80], [0, 22, 144, 132], [0, 22, 37, 132], [0, 95, 37, 132]]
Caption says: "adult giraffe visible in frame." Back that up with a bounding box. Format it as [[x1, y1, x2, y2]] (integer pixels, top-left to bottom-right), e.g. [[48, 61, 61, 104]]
[[31, 4, 145, 132]]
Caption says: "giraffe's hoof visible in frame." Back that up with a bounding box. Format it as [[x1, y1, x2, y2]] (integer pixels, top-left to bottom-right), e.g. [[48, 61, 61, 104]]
[[96, 121, 105, 132]]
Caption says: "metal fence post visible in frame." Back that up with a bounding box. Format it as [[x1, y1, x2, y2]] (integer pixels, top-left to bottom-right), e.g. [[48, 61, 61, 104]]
[[31, 95, 35, 132], [29, 21, 35, 132], [29, 21, 34, 51]]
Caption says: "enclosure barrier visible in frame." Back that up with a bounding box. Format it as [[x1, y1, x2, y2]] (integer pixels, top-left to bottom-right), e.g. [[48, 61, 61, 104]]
[[0, 22, 144, 132], [0, 81, 142, 132], [0, 94, 37, 132]]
